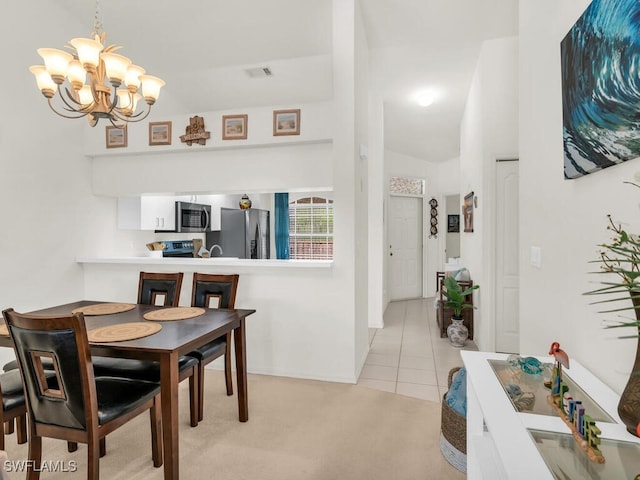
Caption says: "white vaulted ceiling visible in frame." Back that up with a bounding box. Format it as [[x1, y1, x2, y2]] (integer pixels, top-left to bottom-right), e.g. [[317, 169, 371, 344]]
[[51, 0, 517, 162]]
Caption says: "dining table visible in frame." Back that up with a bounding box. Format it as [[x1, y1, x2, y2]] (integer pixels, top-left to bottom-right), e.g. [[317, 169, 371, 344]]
[[0, 300, 256, 480]]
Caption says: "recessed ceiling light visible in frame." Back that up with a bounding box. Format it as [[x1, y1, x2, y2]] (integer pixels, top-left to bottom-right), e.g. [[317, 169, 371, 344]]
[[416, 91, 436, 107]]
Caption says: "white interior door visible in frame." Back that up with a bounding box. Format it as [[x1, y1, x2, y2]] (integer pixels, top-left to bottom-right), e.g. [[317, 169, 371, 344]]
[[389, 196, 422, 300], [495, 160, 520, 353]]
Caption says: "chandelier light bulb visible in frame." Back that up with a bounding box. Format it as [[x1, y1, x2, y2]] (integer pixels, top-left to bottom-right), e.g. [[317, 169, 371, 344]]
[[139, 75, 165, 104], [78, 85, 94, 106], [102, 52, 132, 87], [125, 64, 145, 92], [69, 37, 103, 71], [67, 60, 86, 90], [29, 65, 57, 98], [37, 48, 72, 84]]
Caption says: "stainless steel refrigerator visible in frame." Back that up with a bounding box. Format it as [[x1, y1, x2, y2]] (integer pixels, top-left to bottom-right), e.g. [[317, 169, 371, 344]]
[[206, 208, 270, 259]]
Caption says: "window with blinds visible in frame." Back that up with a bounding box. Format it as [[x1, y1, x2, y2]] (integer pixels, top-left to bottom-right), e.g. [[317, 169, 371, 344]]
[[289, 196, 334, 260]]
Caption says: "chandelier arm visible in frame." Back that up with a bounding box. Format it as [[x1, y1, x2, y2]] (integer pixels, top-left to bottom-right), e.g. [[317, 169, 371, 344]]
[[46, 98, 92, 120], [112, 105, 153, 123], [102, 86, 120, 118], [59, 86, 96, 114], [108, 116, 125, 129]]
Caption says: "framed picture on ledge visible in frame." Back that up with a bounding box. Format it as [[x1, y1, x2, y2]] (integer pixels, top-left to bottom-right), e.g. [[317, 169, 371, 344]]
[[106, 125, 127, 149], [273, 109, 300, 136], [222, 114, 248, 140], [149, 121, 172, 146]]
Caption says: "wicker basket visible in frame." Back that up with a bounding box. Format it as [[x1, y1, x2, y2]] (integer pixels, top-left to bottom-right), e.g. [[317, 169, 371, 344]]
[[440, 366, 466, 472]]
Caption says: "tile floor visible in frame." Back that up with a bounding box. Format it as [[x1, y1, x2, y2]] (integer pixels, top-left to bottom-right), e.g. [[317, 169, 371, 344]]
[[357, 297, 478, 402]]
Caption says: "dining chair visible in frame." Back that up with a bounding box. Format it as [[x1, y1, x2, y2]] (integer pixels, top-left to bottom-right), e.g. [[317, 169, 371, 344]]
[[91, 271, 201, 427], [137, 271, 184, 307], [188, 273, 239, 421], [0, 369, 28, 450], [2, 308, 163, 480]]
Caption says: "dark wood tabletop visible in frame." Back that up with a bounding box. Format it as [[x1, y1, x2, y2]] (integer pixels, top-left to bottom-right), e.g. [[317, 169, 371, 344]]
[[1, 300, 256, 480], [21, 300, 254, 356]]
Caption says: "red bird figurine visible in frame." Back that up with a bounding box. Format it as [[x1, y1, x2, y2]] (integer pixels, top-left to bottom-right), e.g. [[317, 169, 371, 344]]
[[549, 342, 570, 369]]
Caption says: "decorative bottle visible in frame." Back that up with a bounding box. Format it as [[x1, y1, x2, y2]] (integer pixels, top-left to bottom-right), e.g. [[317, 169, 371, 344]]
[[239, 194, 252, 210]]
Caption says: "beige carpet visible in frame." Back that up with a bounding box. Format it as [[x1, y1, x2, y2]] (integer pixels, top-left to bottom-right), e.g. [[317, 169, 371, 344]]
[[2, 371, 465, 479]]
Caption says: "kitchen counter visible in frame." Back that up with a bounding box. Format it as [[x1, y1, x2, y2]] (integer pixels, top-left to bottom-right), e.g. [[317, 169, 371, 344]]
[[78, 254, 353, 384], [77, 256, 332, 269]]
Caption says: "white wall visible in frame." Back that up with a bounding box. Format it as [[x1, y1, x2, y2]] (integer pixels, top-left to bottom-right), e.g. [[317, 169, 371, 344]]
[[354, 0, 370, 374], [459, 36, 518, 351], [519, 0, 640, 393], [445, 194, 461, 259], [89, 101, 334, 196]]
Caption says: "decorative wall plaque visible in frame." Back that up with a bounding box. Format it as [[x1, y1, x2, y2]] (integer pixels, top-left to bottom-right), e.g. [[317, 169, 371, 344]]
[[429, 198, 438, 238], [180, 115, 211, 146]]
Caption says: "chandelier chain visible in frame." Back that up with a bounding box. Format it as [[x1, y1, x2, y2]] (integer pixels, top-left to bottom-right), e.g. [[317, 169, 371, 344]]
[[92, 0, 103, 37]]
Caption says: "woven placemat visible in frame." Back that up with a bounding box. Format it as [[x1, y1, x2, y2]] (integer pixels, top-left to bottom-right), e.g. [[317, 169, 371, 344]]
[[143, 307, 205, 322], [0, 324, 8, 337], [87, 322, 162, 343], [72, 303, 136, 316]]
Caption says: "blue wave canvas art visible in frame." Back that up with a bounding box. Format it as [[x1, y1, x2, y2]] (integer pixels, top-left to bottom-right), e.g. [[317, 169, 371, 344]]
[[561, 0, 640, 179]]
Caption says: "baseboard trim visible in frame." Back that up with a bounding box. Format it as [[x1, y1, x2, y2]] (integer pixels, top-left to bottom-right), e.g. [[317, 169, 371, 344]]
[[203, 363, 358, 384]]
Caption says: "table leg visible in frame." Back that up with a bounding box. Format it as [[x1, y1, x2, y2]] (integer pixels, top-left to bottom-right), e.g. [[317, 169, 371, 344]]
[[234, 318, 248, 422], [160, 351, 179, 479]]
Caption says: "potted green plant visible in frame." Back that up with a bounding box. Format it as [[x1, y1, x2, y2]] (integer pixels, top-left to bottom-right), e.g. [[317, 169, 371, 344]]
[[585, 181, 640, 436], [441, 275, 479, 347]]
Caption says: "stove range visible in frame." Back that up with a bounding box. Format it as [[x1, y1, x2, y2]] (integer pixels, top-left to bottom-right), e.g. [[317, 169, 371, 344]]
[[162, 240, 195, 258]]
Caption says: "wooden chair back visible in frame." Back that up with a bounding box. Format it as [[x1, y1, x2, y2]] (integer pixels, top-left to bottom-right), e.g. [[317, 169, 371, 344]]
[[2, 308, 97, 434], [191, 273, 239, 309], [138, 271, 184, 307]]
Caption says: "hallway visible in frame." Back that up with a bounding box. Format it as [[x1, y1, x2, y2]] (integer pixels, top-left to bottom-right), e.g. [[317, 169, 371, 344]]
[[358, 298, 478, 402]]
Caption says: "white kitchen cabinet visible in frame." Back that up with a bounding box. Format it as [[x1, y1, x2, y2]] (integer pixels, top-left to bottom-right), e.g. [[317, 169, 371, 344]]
[[117, 196, 177, 230]]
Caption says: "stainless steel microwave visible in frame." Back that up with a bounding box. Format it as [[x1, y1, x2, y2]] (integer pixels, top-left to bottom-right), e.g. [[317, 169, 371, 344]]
[[175, 201, 211, 232]]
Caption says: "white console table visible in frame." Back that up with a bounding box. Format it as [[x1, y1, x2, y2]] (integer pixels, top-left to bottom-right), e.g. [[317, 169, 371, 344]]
[[461, 351, 640, 479]]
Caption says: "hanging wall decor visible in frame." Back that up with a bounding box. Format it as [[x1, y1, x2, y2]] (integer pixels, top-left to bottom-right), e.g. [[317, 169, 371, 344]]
[[429, 198, 438, 238], [180, 115, 210, 146], [561, 0, 640, 179], [463, 192, 474, 233]]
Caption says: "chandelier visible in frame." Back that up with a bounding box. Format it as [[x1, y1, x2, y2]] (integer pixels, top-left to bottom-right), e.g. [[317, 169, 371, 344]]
[[29, 0, 164, 127]]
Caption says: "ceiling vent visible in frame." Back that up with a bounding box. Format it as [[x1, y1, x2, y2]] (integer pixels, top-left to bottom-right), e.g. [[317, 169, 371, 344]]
[[245, 66, 273, 78]]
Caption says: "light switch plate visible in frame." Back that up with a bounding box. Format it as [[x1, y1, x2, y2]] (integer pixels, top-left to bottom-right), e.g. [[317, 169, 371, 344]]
[[530, 246, 542, 268]]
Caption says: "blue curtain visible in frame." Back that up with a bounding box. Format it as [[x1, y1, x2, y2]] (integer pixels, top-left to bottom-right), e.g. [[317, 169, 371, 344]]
[[274, 193, 290, 259]]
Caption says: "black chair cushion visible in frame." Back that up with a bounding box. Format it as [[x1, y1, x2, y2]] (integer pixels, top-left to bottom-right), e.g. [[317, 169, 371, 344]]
[[92, 356, 198, 383], [95, 377, 159, 425], [0, 369, 26, 411], [188, 337, 227, 362], [0, 368, 57, 412], [0, 369, 24, 396], [2, 360, 17, 372], [4, 357, 55, 372]]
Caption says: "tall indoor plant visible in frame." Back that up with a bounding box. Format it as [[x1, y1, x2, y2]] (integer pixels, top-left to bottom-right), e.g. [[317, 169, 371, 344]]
[[441, 276, 479, 347], [585, 183, 640, 436]]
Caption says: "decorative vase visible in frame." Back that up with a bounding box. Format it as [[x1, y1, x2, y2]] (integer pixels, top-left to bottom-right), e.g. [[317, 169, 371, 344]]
[[239, 194, 252, 210], [617, 294, 640, 436], [447, 317, 468, 348]]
